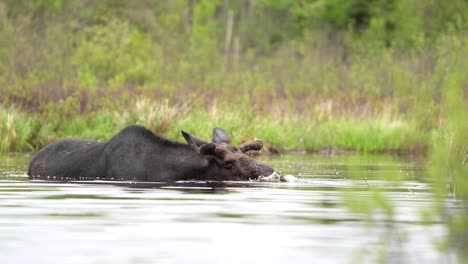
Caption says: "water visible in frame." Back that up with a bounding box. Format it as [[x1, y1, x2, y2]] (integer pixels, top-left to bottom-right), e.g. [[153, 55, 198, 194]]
[[0, 153, 454, 264]]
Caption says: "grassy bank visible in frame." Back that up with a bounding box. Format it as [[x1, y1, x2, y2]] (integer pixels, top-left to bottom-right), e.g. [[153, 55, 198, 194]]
[[1, 32, 465, 154], [3, 27, 465, 154], [0, 98, 424, 154]]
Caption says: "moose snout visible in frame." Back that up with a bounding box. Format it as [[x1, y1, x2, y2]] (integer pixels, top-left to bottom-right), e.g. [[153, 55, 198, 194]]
[[257, 162, 274, 177], [256, 163, 298, 182]]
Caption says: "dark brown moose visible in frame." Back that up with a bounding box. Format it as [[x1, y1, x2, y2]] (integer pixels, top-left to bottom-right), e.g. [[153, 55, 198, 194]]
[[28, 125, 276, 182]]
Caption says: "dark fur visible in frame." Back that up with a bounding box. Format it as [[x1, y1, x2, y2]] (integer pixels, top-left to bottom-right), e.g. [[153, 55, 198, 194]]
[[28, 125, 273, 182]]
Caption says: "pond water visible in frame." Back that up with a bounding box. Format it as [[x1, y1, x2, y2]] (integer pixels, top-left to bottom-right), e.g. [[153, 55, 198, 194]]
[[0, 153, 455, 263]]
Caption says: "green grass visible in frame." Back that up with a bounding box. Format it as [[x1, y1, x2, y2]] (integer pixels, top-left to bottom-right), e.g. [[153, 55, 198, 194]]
[[0, 29, 465, 156], [0, 100, 425, 154], [426, 34, 468, 257], [0, 107, 35, 152]]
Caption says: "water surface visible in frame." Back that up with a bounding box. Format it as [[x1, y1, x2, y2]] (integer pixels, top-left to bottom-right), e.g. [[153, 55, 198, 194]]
[[0, 153, 453, 263]]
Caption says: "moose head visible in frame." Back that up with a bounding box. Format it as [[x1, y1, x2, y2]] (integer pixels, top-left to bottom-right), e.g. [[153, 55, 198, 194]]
[[182, 128, 276, 180]]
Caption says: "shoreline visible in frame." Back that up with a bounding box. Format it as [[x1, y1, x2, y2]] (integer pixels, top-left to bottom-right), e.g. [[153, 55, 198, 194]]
[[1, 98, 429, 154]]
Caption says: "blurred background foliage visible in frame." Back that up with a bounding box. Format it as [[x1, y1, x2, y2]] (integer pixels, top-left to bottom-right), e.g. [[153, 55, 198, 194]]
[[0, 0, 466, 153], [1, 0, 466, 100]]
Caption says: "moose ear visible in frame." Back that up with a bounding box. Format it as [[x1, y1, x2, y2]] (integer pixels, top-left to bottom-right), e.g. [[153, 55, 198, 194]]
[[239, 140, 263, 153], [199, 143, 216, 155], [182, 131, 209, 151], [212, 127, 231, 145]]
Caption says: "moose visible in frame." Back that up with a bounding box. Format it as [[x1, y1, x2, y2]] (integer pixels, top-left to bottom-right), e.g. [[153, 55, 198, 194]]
[[28, 125, 280, 182]]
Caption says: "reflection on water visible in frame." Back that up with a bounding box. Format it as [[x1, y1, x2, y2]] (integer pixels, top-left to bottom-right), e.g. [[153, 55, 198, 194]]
[[0, 153, 454, 263]]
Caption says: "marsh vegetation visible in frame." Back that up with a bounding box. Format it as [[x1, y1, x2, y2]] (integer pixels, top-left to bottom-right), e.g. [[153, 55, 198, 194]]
[[0, 0, 467, 260]]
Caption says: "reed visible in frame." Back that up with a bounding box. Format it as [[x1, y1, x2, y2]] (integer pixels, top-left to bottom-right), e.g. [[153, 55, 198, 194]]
[[426, 33, 468, 258], [1, 99, 423, 155], [0, 107, 34, 152]]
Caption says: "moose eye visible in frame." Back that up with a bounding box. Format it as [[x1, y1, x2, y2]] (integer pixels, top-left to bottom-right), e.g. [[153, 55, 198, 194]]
[[224, 163, 234, 170]]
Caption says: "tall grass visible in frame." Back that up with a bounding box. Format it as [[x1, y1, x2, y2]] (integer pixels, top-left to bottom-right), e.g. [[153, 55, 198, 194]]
[[0, 107, 34, 152], [427, 33, 468, 258], [0, 98, 421, 154]]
